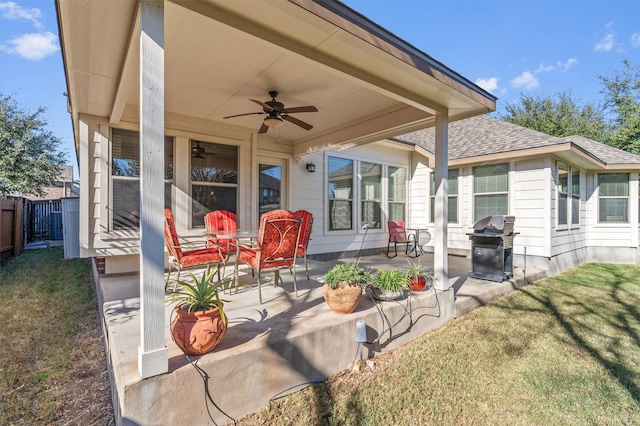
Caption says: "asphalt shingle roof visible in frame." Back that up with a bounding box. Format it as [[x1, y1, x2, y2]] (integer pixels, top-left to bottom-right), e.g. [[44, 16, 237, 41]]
[[393, 115, 640, 166]]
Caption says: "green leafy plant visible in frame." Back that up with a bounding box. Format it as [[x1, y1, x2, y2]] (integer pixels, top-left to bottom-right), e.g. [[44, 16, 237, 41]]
[[404, 259, 433, 279], [166, 268, 230, 323], [371, 269, 410, 292], [323, 262, 372, 290]]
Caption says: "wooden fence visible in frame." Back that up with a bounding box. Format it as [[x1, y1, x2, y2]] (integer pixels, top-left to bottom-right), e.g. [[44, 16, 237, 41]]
[[0, 198, 24, 264]]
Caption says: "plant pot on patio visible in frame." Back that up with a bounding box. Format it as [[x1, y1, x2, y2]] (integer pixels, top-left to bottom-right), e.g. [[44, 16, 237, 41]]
[[322, 263, 371, 314], [404, 259, 433, 292], [171, 303, 227, 355], [370, 269, 409, 301], [166, 268, 231, 355]]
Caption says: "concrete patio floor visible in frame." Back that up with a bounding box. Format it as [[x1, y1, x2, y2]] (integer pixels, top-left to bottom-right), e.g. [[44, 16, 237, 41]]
[[96, 252, 546, 425]]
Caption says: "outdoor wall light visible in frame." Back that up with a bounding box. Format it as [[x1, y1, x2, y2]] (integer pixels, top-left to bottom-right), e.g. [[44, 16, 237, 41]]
[[306, 162, 316, 173]]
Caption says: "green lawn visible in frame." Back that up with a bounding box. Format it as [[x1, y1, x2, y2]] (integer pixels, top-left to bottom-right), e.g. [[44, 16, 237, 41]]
[[0, 248, 113, 425], [240, 263, 640, 425]]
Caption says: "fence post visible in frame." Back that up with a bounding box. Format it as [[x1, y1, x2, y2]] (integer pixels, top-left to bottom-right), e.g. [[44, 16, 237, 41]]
[[14, 199, 23, 256]]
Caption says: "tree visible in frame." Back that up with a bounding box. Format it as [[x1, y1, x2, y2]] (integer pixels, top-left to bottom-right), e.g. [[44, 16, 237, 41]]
[[0, 92, 67, 196], [499, 90, 611, 143], [598, 59, 640, 153]]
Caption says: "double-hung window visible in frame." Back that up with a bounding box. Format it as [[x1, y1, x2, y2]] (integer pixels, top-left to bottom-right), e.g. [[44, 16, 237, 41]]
[[388, 167, 406, 222], [473, 163, 508, 222], [599, 173, 629, 223], [190, 141, 238, 228], [328, 157, 354, 230], [111, 129, 173, 230], [430, 169, 459, 223], [361, 162, 382, 229], [557, 162, 581, 227]]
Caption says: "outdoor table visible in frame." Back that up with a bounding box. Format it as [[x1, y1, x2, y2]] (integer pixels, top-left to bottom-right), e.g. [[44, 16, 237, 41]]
[[406, 227, 431, 256], [207, 229, 259, 292]]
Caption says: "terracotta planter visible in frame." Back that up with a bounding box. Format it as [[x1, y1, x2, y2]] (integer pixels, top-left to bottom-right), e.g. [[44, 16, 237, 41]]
[[170, 303, 227, 355], [409, 276, 426, 291], [323, 283, 362, 314]]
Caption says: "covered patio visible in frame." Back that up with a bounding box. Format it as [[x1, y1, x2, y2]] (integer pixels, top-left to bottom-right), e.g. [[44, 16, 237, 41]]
[[97, 252, 544, 424]]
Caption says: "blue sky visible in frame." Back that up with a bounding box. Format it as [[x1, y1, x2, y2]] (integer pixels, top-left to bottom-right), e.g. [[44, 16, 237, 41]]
[[1, 1, 639, 179]]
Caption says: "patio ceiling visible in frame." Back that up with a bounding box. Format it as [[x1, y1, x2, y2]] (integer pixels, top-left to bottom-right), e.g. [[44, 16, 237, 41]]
[[57, 0, 496, 158]]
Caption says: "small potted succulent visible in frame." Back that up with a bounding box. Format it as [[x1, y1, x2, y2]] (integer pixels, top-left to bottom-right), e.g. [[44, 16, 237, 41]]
[[370, 269, 410, 300], [322, 262, 372, 314], [166, 268, 231, 355], [405, 260, 433, 292]]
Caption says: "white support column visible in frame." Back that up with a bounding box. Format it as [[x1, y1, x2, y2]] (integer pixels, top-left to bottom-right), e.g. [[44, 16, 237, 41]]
[[433, 112, 449, 290], [138, 0, 168, 379]]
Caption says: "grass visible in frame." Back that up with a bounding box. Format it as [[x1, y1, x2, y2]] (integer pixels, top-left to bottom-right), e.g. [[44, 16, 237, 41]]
[[0, 248, 113, 425], [240, 263, 640, 425]]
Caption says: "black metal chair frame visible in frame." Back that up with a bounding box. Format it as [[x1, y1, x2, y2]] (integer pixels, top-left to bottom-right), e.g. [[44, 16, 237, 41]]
[[385, 232, 419, 258]]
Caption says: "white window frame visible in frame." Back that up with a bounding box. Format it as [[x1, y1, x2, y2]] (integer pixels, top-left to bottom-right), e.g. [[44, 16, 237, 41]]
[[325, 154, 407, 235], [189, 140, 239, 229], [598, 173, 629, 223], [473, 163, 509, 222], [556, 161, 581, 230], [109, 128, 174, 232]]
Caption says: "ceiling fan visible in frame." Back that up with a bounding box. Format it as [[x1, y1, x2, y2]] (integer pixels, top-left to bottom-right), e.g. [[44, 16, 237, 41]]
[[223, 91, 318, 134], [191, 142, 205, 159]]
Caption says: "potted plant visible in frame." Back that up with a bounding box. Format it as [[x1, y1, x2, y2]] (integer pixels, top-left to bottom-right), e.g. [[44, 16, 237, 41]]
[[166, 268, 231, 355], [370, 269, 410, 300], [405, 259, 433, 292], [322, 262, 372, 314]]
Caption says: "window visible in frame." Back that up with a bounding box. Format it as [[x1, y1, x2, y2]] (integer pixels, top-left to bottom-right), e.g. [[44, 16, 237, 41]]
[[473, 163, 508, 222], [361, 162, 382, 229], [328, 157, 354, 230], [388, 167, 406, 222], [111, 129, 173, 230], [430, 169, 459, 223], [599, 173, 629, 223], [556, 162, 581, 227], [557, 162, 569, 226], [571, 167, 580, 225], [190, 141, 238, 228], [327, 157, 407, 231]]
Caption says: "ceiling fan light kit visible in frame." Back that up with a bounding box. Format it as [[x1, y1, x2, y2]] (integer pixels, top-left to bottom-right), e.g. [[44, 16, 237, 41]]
[[223, 90, 318, 134], [264, 116, 284, 129]]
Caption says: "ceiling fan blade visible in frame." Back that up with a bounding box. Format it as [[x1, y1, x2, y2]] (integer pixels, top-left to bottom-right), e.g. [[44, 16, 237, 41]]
[[282, 106, 318, 114], [223, 112, 265, 119], [258, 123, 269, 134], [250, 99, 273, 111], [283, 115, 313, 130]]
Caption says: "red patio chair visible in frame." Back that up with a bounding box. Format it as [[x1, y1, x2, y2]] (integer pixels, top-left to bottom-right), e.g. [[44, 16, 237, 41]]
[[293, 209, 313, 280], [385, 221, 418, 258], [238, 209, 302, 304], [164, 208, 225, 290], [204, 210, 238, 255]]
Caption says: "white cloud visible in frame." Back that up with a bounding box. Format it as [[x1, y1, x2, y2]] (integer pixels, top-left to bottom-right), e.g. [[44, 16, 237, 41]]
[[595, 22, 616, 52], [475, 77, 499, 94], [631, 33, 640, 47], [511, 71, 538, 90], [535, 64, 554, 73], [595, 33, 615, 52], [557, 58, 578, 71], [0, 1, 42, 28], [0, 32, 59, 60]]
